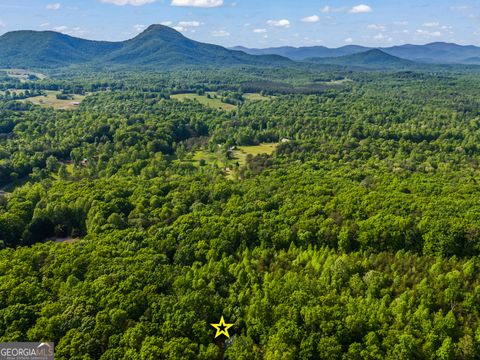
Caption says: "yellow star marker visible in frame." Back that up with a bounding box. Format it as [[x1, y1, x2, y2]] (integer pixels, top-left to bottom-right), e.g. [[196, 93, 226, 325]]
[[210, 316, 234, 338]]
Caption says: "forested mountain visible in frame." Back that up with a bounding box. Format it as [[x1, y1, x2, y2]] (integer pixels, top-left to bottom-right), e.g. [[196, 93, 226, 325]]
[[0, 25, 290, 69], [308, 49, 416, 69], [3, 25, 480, 71], [105, 25, 289, 67], [384, 42, 480, 64], [234, 42, 480, 64], [0, 30, 122, 67]]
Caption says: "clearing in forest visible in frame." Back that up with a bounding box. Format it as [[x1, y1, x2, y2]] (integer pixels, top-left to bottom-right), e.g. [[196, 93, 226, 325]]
[[171, 92, 237, 111], [192, 143, 278, 170], [234, 143, 277, 166], [243, 93, 273, 101], [21, 90, 86, 110]]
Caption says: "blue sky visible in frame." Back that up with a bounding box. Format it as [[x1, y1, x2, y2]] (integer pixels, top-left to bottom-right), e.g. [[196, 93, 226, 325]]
[[0, 0, 479, 48]]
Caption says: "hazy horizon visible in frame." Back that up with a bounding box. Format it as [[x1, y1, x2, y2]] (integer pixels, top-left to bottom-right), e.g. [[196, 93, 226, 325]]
[[0, 0, 479, 48], [2, 23, 479, 51]]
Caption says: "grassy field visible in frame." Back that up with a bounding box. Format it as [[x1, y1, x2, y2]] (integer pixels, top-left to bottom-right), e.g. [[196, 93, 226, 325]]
[[244, 93, 273, 101], [192, 150, 225, 167], [0, 69, 47, 81], [21, 91, 86, 110], [234, 143, 277, 166], [192, 143, 278, 171], [66, 163, 75, 174], [171, 92, 236, 111], [172, 92, 273, 109]]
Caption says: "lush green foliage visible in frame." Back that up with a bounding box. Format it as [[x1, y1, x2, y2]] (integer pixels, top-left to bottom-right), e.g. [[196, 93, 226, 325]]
[[2, 67, 480, 358]]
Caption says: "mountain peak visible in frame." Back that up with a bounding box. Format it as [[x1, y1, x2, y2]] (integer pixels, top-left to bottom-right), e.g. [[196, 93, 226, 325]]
[[337, 49, 413, 66], [138, 24, 185, 39], [361, 49, 400, 59], [307, 48, 414, 69], [364, 48, 387, 54], [144, 24, 176, 32]]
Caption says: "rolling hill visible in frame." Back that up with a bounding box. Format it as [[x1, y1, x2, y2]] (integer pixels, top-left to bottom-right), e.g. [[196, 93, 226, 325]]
[[0, 30, 122, 68], [308, 49, 416, 69], [234, 42, 480, 65], [0, 25, 290, 69], [232, 45, 371, 60], [382, 42, 480, 64]]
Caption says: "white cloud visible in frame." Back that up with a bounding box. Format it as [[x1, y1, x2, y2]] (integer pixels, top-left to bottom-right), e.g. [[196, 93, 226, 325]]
[[177, 21, 201, 27], [345, 37, 353, 43], [172, 20, 202, 32], [349, 4, 372, 13], [40, 22, 50, 27], [171, 0, 223, 7], [450, 5, 469, 12], [416, 29, 442, 37], [53, 25, 68, 32], [372, 33, 393, 42], [51, 25, 89, 37], [0, 20, 5, 28], [161, 21, 173, 26], [267, 19, 290, 28], [100, 0, 155, 6], [367, 24, 385, 31], [253, 28, 267, 33], [423, 22, 439, 27], [46, 3, 61, 10], [440, 25, 454, 34], [321, 6, 331, 13], [133, 24, 146, 32], [302, 15, 319, 23], [322, 4, 371, 14], [321, 6, 345, 13], [212, 29, 230, 37]]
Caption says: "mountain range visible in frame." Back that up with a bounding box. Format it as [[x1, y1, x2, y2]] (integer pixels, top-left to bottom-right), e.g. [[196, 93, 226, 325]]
[[0, 25, 290, 69], [1, 24, 480, 70], [232, 42, 480, 65]]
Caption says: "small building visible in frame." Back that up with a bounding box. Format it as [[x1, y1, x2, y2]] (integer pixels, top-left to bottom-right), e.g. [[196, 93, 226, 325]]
[[280, 138, 291, 143]]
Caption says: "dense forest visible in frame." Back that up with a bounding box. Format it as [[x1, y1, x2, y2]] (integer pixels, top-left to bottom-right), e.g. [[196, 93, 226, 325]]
[[2, 66, 480, 359]]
